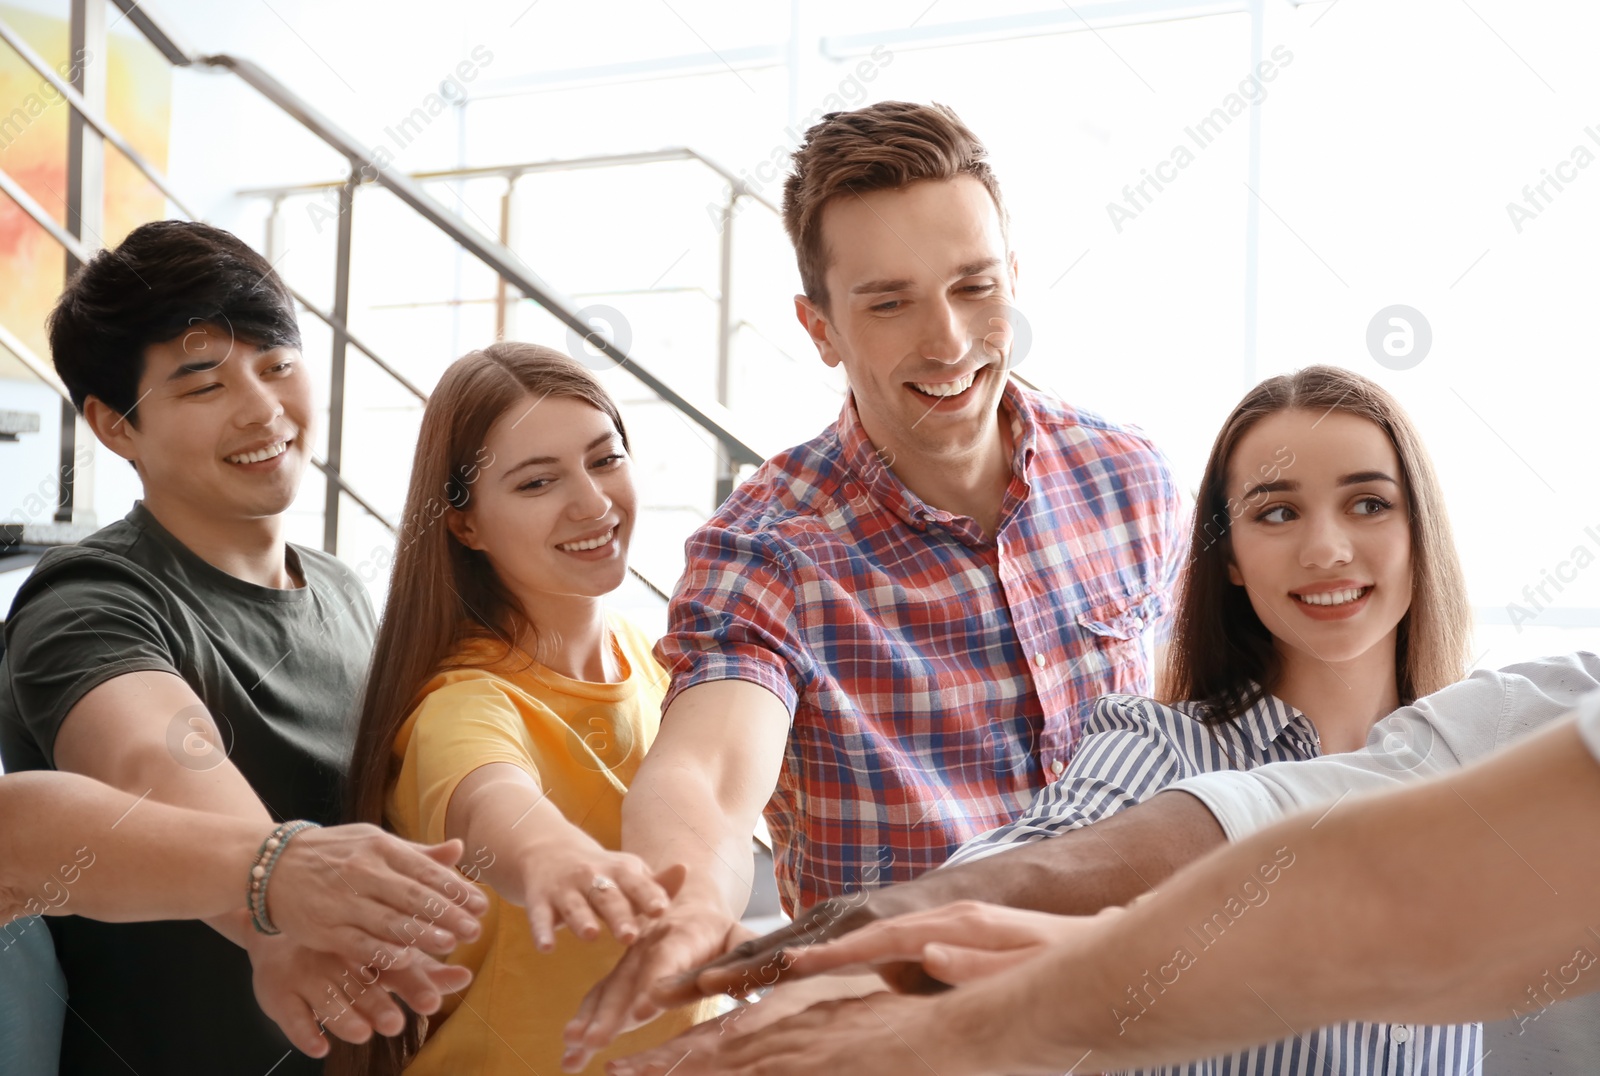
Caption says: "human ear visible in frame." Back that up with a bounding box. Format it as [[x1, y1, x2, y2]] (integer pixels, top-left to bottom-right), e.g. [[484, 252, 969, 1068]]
[[445, 508, 482, 551], [794, 295, 842, 369], [82, 396, 138, 465], [1227, 555, 1244, 587]]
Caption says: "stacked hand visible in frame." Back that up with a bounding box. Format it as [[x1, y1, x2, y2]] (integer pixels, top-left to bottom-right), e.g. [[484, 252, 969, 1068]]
[[518, 839, 683, 952], [268, 825, 488, 968], [561, 898, 751, 1071], [779, 899, 1104, 988], [612, 901, 1126, 1076], [248, 828, 490, 1057], [251, 932, 474, 1057]]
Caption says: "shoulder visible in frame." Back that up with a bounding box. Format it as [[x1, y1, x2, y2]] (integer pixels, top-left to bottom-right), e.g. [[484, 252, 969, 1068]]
[[698, 425, 850, 542], [6, 542, 169, 624], [1086, 693, 1206, 737], [1080, 694, 1226, 767], [1022, 389, 1176, 488]]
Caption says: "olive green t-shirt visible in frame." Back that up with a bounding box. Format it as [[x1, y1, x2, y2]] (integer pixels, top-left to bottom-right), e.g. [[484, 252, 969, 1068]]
[[0, 500, 375, 1075]]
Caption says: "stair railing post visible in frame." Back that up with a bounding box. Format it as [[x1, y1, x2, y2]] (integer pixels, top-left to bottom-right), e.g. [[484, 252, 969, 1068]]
[[58, 0, 106, 527], [323, 170, 357, 554]]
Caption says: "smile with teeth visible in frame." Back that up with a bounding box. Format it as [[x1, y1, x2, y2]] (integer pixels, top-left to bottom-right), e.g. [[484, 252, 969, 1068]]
[[910, 370, 978, 398], [225, 440, 290, 465], [1293, 586, 1371, 607], [557, 527, 616, 552]]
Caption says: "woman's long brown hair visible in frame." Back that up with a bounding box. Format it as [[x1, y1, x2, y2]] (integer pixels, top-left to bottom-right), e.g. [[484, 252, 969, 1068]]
[[1163, 365, 1471, 724], [328, 342, 629, 1076]]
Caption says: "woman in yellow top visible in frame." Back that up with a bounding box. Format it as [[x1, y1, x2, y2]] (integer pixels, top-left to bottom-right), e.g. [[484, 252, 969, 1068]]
[[332, 342, 705, 1075]]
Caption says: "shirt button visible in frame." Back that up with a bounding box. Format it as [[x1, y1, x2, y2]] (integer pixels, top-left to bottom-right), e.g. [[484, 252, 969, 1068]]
[[1034, 652, 1046, 668], [1050, 759, 1065, 777], [1392, 1025, 1411, 1044], [1131, 615, 1145, 630]]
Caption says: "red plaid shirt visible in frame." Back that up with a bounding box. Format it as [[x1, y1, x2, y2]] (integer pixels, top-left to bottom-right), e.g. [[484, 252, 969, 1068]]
[[656, 381, 1186, 913]]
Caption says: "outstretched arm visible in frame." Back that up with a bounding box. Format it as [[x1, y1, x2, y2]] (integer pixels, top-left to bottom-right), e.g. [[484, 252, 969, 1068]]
[[444, 761, 674, 951], [0, 769, 485, 963], [690, 787, 1223, 996], [712, 711, 1600, 1075], [47, 671, 474, 1057], [561, 678, 789, 1069]]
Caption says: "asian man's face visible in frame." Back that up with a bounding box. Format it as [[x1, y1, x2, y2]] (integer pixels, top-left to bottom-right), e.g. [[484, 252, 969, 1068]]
[[108, 322, 313, 522]]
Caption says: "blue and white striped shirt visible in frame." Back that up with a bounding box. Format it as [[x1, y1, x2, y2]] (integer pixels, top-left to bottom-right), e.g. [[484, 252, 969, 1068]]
[[949, 692, 1482, 1076]]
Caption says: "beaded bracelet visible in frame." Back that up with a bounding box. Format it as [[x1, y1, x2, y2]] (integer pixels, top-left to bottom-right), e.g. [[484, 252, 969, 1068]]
[[248, 819, 321, 935]]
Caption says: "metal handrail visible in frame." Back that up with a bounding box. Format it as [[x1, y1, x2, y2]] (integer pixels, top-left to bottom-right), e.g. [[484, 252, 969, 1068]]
[[239, 147, 783, 217], [0, 3, 767, 471], [285, 285, 428, 403], [201, 51, 766, 469], [0, 322, 68, 399], [0, 4, 687, 597]]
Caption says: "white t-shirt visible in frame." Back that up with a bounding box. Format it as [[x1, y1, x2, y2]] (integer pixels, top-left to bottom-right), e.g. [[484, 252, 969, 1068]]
[[1578, 689, 1600, 764], [1172, 652, 1600, 842]]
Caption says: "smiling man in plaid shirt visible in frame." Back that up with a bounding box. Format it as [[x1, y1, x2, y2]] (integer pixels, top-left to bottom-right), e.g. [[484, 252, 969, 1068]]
[[563, 100, 1185, 1067]]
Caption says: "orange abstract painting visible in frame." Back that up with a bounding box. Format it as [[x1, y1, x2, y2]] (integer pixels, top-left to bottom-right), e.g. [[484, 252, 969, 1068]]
[[0, 3, 170, 380]]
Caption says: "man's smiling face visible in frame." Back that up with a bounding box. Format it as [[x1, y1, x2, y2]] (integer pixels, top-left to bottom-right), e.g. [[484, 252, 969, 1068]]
[[797, 175, 1020, 466], [112, 321, 313, 521]]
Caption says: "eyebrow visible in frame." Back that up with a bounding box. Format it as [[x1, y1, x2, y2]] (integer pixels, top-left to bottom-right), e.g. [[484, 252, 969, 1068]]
[[167, 360, 224, 382], [505, 432, 618, 474], [165, 341, 273, 382], [848, 259, 1004, 297], [1241, 470, 1399, 500]]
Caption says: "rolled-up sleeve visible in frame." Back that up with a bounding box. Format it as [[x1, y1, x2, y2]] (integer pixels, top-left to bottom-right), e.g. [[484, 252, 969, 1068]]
[[948, 695, 1198, 865], [654, 523, 810, 720]]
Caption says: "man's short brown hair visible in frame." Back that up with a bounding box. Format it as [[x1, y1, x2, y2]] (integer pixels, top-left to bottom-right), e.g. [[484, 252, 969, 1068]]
[[781, 100, 1009, 310]]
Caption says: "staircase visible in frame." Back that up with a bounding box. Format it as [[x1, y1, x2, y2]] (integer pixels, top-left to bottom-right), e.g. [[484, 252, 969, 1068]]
[[0, 0, 830, 633]]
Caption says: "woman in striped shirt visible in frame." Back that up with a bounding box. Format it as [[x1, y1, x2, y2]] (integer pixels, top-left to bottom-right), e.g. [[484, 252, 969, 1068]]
[[939, 364, 1478, 1074]]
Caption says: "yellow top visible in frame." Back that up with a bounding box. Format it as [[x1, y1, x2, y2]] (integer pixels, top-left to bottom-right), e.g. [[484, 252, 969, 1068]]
[[386, 615, 707, 1075]]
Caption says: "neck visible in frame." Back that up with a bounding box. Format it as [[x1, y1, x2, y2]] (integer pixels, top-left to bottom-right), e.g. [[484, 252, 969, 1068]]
[[139, 492, 298, 589], [1271, 634, 1402, 754], [869, 401, 1014, 541], [518, 594, 619, 683]]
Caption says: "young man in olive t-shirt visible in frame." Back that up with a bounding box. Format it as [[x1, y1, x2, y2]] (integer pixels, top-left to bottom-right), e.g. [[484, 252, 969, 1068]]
[[0, 221, 444, 1072]]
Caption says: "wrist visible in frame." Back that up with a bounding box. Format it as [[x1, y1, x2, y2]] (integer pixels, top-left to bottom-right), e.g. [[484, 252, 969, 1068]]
[[248, 820, 319, 936]]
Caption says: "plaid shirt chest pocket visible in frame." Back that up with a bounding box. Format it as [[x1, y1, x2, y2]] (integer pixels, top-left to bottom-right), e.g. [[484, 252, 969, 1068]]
[[1071, 587, 1168, 696]]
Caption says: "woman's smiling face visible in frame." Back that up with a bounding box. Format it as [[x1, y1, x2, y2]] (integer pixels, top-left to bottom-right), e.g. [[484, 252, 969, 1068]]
[[448, 394, 636, 609], [1226, 408, 1414, 670]]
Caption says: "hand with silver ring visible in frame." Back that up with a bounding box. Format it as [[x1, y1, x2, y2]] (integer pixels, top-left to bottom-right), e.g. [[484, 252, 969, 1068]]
[[515, 835, 679, 954]]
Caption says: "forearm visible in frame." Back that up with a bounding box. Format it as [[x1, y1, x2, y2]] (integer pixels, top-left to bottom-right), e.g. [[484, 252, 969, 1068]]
[[623, 757, 754, 916], [885, 791, 1226, 918], [619, 678, 788, 917], [952, 719, 1600, 1071], [446, 765, 595, 906], [0, 771, 270, 926]]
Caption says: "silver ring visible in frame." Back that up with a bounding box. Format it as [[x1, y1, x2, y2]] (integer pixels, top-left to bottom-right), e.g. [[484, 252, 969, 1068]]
[[591, 875, 617, 892]]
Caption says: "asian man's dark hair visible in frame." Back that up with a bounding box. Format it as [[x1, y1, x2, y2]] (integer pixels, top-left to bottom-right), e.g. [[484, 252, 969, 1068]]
[[47, 219, 302, 425]]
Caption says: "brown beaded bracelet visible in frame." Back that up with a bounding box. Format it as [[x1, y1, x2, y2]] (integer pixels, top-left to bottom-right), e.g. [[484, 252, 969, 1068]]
[[248, 819, 321, 935]]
